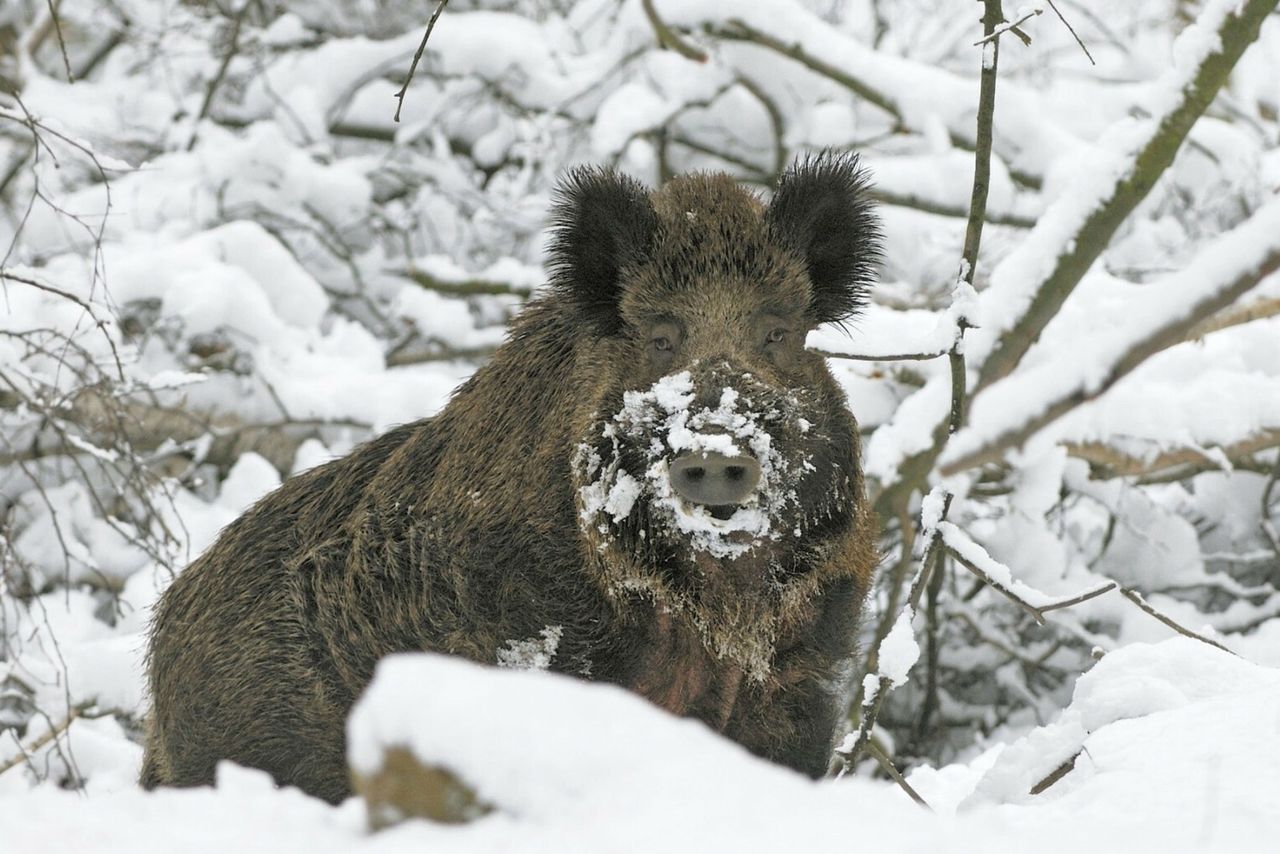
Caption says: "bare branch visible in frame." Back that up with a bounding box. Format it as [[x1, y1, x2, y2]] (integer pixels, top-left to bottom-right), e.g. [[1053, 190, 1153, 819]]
[[809, 346, 949, 362], [393, 0, 451, 123], [1046, 0, 1096, 65], [1117, 587, 1237, 656], [865, 741, 932, 809]]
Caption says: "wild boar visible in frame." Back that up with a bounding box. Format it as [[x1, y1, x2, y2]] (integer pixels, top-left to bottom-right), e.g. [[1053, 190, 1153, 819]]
[[142, 151, 882, 804]]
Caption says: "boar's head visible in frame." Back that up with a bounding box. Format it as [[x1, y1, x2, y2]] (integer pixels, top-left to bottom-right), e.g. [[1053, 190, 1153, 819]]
[[554, 152, 881, 677]]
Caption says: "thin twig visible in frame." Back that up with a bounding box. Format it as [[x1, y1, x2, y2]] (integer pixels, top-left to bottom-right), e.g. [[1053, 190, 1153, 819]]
[[809, 347, 949, 362], [0, 271, 124, 381], [0, 701, 91, 777], [1037, 581, 1117, 613], [865, 741, 932, 809], [975, 8, 1043, 46], [1117, 587, 1237, 655], [1046, 0, 1096, 65], [393, 0, 451, 123], [44, 0, 74, 82]]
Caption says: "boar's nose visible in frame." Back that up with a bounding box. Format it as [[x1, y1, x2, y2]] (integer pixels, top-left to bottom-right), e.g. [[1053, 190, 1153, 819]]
[[669, 452, 762, 507]]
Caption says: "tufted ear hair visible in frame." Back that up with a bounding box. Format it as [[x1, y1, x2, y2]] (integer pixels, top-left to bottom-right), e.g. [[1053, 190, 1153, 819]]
[[546, 167, 657, 335], [766, 150, 882, 325]]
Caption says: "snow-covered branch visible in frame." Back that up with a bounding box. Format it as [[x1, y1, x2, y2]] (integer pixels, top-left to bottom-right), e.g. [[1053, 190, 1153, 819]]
[[972, 0, 1280, 392], [942, 197, 1280, 475]]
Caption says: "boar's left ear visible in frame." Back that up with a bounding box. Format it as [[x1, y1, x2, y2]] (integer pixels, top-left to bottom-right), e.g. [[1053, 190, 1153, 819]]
[[766, 151, 882, 325], [546, 167, 657, 335]]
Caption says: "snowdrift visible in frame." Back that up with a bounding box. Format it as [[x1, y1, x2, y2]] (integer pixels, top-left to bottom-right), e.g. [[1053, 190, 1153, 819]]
[[3, 638, 1276, 853]]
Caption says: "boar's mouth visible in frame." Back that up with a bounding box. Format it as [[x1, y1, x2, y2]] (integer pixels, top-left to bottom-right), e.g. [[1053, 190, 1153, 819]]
[[707, 505, 737, 521]]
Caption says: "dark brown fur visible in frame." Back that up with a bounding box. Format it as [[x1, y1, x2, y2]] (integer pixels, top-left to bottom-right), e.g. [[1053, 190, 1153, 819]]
[[142, 152, 882, 804]]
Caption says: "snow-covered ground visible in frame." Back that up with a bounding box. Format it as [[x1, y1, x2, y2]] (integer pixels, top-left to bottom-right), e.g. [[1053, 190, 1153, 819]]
[[2, 638, 1277, 853]]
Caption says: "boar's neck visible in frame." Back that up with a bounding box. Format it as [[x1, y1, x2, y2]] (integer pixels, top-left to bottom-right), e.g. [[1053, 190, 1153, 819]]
[[626, 605, 744, 732]]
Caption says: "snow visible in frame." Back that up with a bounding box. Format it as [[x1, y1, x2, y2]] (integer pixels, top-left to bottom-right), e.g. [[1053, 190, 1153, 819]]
[[496, 626, 563, 671], [877, 607, 920, 688], [2, 641, 1275, 852]]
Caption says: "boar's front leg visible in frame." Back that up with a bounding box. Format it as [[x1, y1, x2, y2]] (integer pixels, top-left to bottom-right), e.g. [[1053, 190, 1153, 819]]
[[727, 574, 865, 778]]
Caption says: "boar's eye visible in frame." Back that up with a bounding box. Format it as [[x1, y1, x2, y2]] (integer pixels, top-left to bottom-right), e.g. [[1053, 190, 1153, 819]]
[[652, 336, 673, 351], [765, 328, 787, 345]]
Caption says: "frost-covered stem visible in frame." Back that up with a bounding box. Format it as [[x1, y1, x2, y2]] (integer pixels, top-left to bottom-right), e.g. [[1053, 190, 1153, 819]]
[[392, 268, 534, 297], [0, 271, 124, 380], [975, 0, 1280, 392], [851, 510, 916, 712], [865, 741, 931, 809], [871, 189, 1036, 228], [42, 0, 74, 82], [393, 0, 451, 123], [1117, 587, 1237, 655], [1037, 581, 1116, 613], [942, 227, 1280, 475], [643, 0, 709, 62], [1045, 0, 1095, 65]]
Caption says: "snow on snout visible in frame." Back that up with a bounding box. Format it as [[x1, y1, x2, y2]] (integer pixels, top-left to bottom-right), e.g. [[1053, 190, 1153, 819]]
[[576, 369, 806, 559]]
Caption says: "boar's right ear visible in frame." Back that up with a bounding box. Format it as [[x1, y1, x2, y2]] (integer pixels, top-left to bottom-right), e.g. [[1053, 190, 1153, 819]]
[[766, 151, 882, 326], [546, 167, 657, 335]]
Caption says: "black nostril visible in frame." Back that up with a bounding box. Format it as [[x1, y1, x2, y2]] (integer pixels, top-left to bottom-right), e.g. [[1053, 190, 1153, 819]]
[[725, 466, 745, 481], [684, 467, 705, 481]]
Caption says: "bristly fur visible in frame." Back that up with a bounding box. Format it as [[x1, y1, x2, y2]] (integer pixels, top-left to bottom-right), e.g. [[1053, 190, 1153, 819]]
[[141, 155, 882, 806], [546, 166, 657, 335], [766, 150, 883, 325]]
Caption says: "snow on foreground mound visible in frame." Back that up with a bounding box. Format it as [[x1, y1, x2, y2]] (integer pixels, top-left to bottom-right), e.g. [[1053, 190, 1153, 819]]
[[3, 640, 1278, 854]]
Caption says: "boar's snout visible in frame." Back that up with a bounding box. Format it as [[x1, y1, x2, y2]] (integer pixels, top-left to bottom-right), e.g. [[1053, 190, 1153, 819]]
[[669, 451, 762, 508]]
